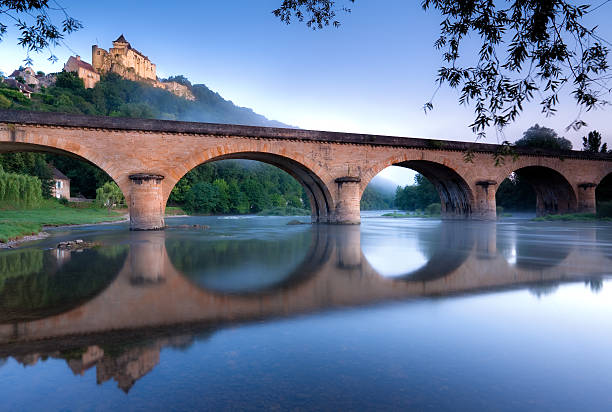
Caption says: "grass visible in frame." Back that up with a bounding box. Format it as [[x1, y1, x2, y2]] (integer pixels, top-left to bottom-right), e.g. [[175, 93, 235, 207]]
[[0, 200, 124, 243], [532, 213, 612, 222], [165, 206, 187, 216], [258, 207, 311, 216]]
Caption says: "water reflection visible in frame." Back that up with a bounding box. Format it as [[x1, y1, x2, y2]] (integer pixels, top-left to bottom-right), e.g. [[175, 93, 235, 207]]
[[0, 245, 127, 323], [0, 217, 611, 395]]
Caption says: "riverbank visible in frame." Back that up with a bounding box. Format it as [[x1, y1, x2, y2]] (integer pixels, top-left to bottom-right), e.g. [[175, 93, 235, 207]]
[[532, 213, 612, 222], [0, 200, 128, 244]]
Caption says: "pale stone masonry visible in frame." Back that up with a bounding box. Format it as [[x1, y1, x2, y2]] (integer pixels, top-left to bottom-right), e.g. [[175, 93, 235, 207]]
[[92, 34, 157, 81], [1, 110, 612, 230], [64, 56, 100, 89]]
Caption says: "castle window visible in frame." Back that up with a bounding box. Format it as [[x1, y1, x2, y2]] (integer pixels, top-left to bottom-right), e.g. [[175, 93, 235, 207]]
[[97, 51, 101, 55]]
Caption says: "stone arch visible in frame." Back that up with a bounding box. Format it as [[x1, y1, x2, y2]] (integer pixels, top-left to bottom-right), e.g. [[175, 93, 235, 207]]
[[0, 140, 130, 202], [168, 146, 335, 223], [495, 166, 577, 216], [595, 171, 612, 215], [362, 155, 475, 218]]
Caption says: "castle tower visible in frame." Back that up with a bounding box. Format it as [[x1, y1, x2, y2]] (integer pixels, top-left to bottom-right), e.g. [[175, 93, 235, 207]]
[[112, 34, 130, 50]]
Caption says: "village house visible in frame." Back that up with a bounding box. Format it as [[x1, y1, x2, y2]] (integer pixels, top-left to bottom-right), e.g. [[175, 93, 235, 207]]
[[2, 78, 35, 98], [51, 167, 70, 199], [64, 56, 100, 89]]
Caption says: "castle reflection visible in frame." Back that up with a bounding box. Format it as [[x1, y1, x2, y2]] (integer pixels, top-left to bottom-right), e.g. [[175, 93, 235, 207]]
[[0, 219, 610, 392]]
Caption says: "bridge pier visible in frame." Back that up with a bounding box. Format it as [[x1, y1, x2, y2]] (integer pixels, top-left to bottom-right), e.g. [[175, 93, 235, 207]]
[[128, 174, 166, 231], [333, 177, 361, 224], [473, 180, 498, 220], [577, 183, 597, 214]]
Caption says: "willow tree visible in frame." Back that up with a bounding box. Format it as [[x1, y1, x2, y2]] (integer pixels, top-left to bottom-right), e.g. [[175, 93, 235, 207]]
[[273, 1, 610, 138]]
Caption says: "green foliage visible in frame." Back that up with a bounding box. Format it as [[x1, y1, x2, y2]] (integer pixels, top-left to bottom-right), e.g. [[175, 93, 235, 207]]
[[394, 174, 439, 211], [257, 206, 310, 216], [495, 176, 537, 212], [0, 153, 53, 197], [532, 213, 603, 222], [360, 185, 394, 210], [95, 182, 124, 212], [514, 124, 573, 151], [175, 160, 308, 215], [582, 130, 608, 153], [0, 171, 42, 208], [0, 93, 11, 109], [184, 182, 220, 214], [425, 203, 441, 216]]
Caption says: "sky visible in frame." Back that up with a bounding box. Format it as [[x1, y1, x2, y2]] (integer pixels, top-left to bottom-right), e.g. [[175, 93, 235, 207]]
[[2, 0, 612, 186]]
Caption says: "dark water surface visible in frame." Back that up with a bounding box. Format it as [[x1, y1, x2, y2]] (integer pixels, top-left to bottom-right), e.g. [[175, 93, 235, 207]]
[[1, 214, 612, 411]]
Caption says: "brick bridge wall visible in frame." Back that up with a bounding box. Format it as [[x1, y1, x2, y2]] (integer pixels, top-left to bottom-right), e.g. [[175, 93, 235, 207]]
[[1, 110, 612, 229]]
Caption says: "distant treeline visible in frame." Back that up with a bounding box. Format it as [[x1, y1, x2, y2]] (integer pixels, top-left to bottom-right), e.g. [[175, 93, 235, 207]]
[[170, 160, 310, 215]]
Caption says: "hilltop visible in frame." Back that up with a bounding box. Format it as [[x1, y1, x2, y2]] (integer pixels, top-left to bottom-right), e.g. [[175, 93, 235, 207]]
[[0, 70, 288, 127]]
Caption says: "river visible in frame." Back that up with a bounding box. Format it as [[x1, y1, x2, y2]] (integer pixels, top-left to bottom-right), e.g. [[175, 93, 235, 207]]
[[0, 213, 611, 411]]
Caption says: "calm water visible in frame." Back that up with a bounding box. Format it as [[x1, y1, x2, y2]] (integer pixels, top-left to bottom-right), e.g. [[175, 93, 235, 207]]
[[1, 213, 612, 411]]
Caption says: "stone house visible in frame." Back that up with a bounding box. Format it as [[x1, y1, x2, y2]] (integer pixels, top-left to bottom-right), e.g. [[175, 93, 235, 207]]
[[9, 67, 38, 87], [51, 167, 70, 199], [64, 56, 101, 89], [2, 78, 35, 98]]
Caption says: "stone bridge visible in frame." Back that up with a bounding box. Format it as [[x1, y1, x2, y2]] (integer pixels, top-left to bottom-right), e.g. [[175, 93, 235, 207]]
[[2, 110, 612, 229]]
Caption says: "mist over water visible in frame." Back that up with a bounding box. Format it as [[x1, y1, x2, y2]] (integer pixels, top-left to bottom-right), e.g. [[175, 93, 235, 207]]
[[1, 214, 611, 411]]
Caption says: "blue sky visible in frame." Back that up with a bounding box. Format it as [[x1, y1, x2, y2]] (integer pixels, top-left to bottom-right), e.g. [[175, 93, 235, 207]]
[[2, 0, 612, 185]]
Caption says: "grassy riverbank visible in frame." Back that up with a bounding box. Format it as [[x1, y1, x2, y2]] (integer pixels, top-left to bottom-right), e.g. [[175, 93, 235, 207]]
[[532, 213, 612, 222], [0, 200, 124, 243], [382, 211, 441, 218]]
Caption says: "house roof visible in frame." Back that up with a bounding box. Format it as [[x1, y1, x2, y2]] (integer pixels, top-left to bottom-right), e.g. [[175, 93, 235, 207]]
[[2, 78, 34, 93], [51, 167, 70, 181], [68, 56, 97, 73], [114, 34, 128, 44]]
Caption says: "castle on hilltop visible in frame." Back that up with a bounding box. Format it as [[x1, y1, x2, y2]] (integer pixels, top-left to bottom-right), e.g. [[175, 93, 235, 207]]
[[63, 34, 195, 100], [92, 34, 157, 82]]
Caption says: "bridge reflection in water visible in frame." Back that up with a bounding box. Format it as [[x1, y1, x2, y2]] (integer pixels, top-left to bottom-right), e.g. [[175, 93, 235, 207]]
[[0, 220, 609, 392]]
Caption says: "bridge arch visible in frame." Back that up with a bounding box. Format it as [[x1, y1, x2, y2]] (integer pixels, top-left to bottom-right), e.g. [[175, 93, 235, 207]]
[[494, 166, 577, 216], [166, 147, 335, 223], [362, 156, 474, 218], [0, 141, 130, 203]]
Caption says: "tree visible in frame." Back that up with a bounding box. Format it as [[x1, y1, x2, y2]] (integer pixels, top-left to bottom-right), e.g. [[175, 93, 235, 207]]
[[95, 182, 124, 213], [582, 130, 608, 153], [394, 174, 439, 211], [1, 1, 82, 64], [514, 124, 572, 151], [273, 1, 610, 137]]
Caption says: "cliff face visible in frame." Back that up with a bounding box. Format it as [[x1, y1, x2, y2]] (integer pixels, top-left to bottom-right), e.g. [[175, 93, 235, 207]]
[[154, 80, 196, 101]]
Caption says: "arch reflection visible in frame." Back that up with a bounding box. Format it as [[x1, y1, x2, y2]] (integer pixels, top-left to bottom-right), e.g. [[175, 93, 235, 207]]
[[165, 224, 332, 295], [496, 225, 572, 270], [0, 244, 128, 323], [361, 221, 476, 282]]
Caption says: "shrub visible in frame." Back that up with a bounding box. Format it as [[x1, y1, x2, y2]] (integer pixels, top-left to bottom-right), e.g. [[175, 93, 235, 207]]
[[95, 182, 124, 213], [425, 203, 441, 216], [0, 94, 10, 109]]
